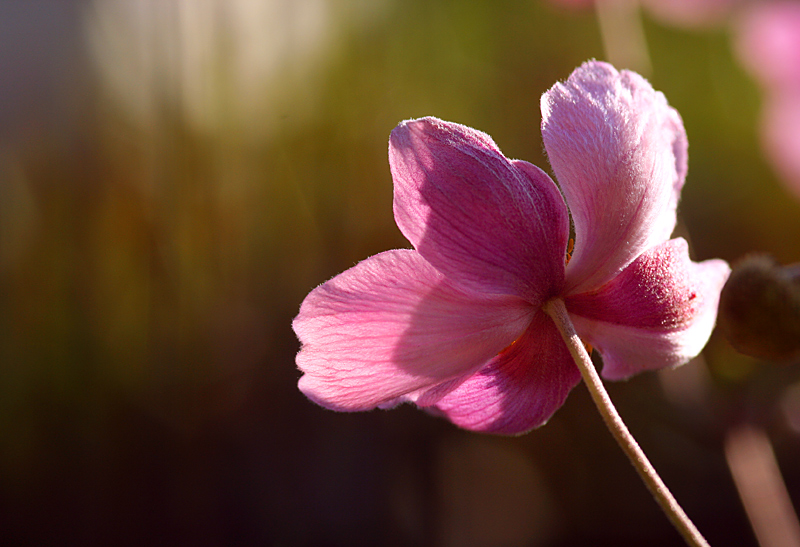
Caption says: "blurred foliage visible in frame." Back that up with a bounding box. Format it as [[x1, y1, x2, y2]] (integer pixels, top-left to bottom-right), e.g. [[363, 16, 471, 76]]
[[1, 1, 799, 546]]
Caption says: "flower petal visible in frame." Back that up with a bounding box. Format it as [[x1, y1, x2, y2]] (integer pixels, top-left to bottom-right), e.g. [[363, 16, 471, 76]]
[[294, 249, 534, 411], [565, 238, 730, 380], [390, 117, 570, 304], [430, 311, 581, 435], [541, 61, 688, 294]]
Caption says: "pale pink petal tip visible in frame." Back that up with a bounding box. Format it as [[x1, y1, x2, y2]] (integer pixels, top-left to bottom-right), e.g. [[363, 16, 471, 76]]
[[541, 61, 688, 295], [432, 312, 581, 435]]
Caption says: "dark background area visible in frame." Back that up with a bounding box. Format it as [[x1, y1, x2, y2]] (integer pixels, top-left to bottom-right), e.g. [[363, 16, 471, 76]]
[[1, 1, 799, 545]]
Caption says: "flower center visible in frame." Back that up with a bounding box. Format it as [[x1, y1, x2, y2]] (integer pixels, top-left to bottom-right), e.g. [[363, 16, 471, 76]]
[[498, 336, 520, 357], [565, 238, 575, 265]]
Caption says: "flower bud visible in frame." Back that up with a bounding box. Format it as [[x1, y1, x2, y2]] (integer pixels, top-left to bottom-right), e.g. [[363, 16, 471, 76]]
[[718, 255, 800, 361]]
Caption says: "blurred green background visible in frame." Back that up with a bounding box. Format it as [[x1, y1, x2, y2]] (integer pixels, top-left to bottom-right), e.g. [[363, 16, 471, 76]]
[[1, 1, 799, 546]]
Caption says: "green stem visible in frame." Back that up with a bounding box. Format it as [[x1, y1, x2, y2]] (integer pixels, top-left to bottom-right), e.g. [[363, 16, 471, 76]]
[[543, 298, 710, 547]]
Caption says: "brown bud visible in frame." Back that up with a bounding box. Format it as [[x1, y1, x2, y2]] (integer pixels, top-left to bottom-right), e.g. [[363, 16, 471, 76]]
[[718, 255, 800, 362]]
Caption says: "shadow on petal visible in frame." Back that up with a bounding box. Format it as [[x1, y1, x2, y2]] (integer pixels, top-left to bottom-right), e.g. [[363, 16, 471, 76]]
[[423, 311, 581, 435], [390, 117, 569, 305]]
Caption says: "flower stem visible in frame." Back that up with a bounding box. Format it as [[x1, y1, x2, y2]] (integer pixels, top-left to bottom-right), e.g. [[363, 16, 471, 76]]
[[543, 298, 710, 547]]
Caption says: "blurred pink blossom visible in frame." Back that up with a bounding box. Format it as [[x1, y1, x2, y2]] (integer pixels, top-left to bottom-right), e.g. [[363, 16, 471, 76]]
[[736, 1, 800, 90], [736, 2, 800, 200], [293, 62, 729, 434]]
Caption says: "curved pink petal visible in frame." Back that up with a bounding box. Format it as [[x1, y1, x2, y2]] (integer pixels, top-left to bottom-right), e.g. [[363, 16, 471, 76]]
[[390, 117, 570, 305], [294, 249, 534, 411], [430, 312, 581, 435], [565, 238, 731, 380], [541, 61, 688, 294]]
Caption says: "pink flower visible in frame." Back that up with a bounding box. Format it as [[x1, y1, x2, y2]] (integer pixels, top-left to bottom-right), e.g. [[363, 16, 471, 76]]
[[293, 61, 730, 435]]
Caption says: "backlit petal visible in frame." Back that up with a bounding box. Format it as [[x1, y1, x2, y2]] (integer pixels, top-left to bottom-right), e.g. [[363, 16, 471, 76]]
[[565, 238, 731, 380], [390, 117, 569, 304], [542, 61, 688, 294], [431, 312, 581, 435], [294, 249, 533, 410]]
